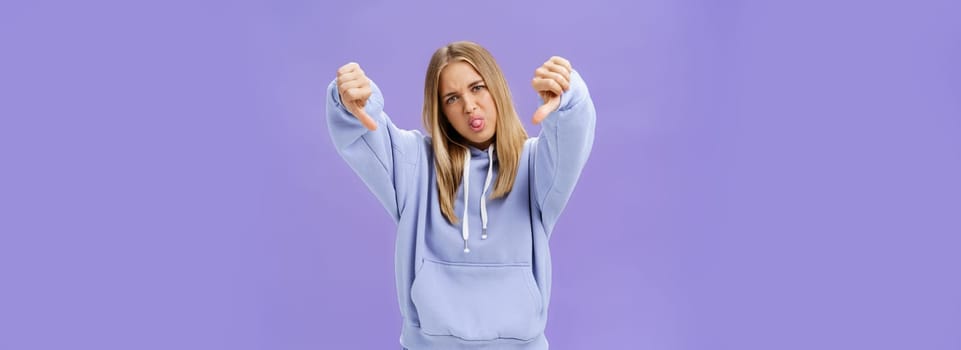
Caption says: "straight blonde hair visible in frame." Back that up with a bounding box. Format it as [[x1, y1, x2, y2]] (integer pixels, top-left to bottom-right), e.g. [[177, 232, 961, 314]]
[[422, 41, 529, 225]]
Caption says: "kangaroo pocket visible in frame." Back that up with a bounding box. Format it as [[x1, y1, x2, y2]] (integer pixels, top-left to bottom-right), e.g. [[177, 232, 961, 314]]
[[410, 259, 545, 341]]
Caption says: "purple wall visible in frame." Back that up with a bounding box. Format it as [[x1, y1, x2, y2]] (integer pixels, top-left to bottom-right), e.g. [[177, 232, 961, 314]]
[[2, 0, 959, 349]]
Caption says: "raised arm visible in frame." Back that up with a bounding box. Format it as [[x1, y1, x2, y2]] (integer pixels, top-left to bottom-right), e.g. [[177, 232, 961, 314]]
[[327, 62, 424, 222], [530, 57, 597, 236]]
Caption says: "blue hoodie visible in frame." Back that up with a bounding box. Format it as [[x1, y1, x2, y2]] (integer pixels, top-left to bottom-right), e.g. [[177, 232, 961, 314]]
[[326, 70, 595, 349]]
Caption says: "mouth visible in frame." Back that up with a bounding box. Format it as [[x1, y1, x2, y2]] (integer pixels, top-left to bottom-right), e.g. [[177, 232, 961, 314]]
[[469, 116, 485, 132]]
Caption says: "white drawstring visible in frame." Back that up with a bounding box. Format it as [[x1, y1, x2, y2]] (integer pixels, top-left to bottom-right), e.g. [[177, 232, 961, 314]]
[[461, 147, 471, 253], [480, 145, 494, 240], [460, 145, 496, 253]]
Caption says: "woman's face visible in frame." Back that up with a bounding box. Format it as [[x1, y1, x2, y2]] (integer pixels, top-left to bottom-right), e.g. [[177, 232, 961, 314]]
[[439, 61, 497, 150]]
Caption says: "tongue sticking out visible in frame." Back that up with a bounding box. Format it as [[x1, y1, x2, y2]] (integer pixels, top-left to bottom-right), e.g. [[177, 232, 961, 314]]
[[470, 119, 484, 130]]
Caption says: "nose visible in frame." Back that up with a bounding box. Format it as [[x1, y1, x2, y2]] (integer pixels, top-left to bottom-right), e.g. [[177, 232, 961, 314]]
[[462, 94, 477, 115]]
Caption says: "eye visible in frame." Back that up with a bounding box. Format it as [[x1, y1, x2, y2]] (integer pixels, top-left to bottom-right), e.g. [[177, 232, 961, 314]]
[[471, 84, 486, 92], [445, 95, 459, 105]]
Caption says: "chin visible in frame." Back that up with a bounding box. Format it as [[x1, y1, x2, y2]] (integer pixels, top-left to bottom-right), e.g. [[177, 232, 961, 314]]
[[460, 130, 495, 148]]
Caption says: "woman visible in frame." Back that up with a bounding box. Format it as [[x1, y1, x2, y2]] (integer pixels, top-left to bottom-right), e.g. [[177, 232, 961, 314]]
[[327, 41, 595, 349]]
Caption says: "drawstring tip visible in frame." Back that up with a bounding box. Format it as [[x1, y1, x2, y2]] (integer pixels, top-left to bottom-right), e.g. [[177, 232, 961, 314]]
[[481, 228, 488, 240], [463, 240, 470, 253]]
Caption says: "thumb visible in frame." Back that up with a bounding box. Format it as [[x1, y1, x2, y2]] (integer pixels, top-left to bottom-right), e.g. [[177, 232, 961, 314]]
[[349, 100, 378, 131], [532, 94, 560, 125]]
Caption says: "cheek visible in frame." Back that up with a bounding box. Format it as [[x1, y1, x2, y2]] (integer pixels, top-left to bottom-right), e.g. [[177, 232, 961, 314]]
[[483, 95, 498, 119], [485, 97, 498, 122], [483, 93, 496, 109], [441, 107, 457, 123], [443, 112, 465, 132]]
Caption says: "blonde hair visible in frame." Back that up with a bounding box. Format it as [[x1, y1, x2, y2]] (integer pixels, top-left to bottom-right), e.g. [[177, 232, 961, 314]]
[[422, 41, 528, 225]]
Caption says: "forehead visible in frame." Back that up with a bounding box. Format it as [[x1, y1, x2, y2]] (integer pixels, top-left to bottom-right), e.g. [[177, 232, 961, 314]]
[[439, 61, 483, 93]]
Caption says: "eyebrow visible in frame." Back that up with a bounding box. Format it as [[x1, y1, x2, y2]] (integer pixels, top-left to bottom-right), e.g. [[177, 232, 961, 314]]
[[441, 80, 485, 100]]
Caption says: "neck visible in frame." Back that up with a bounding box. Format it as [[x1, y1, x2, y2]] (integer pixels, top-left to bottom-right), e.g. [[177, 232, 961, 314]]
[[467, 140, 492, 150]]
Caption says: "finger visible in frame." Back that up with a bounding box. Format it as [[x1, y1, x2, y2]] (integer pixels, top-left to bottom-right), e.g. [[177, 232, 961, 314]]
[[543, 62, 571, 83], [341, 86, 371, 104], [532, 95, 561, 125], [337, 62, 361, 75], [349, 100, 378, 131], [338, 79, 367, 96], [536, 66, 569, 84], [337, 71, 365, 85], [535, 78, 564, 95], [532, 77, 563, 97], [535, 67, 569, 91], [549, 56, 572, 74]]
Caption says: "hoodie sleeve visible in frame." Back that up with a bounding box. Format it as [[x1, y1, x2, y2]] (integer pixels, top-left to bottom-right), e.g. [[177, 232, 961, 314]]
[[532, 70, 597, 236], [326, 78, 423, 223]]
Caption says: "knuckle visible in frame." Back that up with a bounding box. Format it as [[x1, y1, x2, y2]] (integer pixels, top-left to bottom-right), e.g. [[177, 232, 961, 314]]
[[339, 62, 359, 74]]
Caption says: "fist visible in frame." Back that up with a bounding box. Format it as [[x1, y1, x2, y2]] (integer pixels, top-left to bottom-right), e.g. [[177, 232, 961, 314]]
[[336, 62, 377, 131], [531, 56, 573, 125]]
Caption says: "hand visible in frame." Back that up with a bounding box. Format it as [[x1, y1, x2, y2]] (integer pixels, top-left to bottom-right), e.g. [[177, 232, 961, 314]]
[[531, 56, 573, 124], [336, 62, 378, 131]]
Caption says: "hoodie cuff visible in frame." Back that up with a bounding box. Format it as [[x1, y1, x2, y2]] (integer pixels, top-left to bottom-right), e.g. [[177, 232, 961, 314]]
[[558, 70, 587, 112]]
